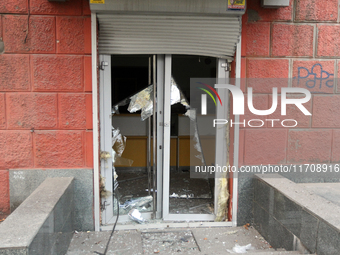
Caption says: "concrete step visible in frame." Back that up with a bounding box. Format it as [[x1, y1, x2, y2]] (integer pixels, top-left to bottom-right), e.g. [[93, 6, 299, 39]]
[[302, 183, 340, 207], [248, 251, 304, 255]]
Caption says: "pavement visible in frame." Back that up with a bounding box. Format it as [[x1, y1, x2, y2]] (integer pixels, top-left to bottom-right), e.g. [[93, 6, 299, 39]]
[[66, 226, 298, 255]]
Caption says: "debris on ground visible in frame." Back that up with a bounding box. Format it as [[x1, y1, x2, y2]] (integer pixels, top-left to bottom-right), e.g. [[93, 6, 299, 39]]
[[243, 223, 250, 230], [117, 171, 214, 215], [122, 195, 153, 210], [67, 227, 275, 255], [142, 231, 199, 254], [169, 193, 195, 199], [128, 209, 146, 224], [227, 230, 238, 235], [227, 243, 253, 253], [170, 193, 179, 198]]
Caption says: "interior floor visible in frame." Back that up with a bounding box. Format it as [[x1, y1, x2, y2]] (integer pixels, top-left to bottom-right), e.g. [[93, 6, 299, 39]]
[[114, 169, 214, 215], [169, 171, 214, 214]]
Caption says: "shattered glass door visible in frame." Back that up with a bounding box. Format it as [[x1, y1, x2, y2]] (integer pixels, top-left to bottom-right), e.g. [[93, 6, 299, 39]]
[[100, 54, 230, 225], [110, 55, 156, 220], [167, 55, 217, 216], [100, 55, 161, 225]]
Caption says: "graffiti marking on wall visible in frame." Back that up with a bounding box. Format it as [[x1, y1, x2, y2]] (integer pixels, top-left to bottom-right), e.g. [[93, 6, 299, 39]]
[[294, 63, 334, 90]]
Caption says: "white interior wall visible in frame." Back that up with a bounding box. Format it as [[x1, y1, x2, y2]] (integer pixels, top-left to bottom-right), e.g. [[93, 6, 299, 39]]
[[112, 116, 147, 136], [113, 114, 215, 136]]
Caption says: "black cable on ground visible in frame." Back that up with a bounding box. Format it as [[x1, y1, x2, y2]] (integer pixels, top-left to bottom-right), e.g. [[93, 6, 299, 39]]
[[94, 192, 119, 255]]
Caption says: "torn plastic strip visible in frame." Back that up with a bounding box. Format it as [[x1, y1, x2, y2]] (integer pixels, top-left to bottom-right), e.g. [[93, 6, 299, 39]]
[[180, 92, 189, 108], [184, 109, 196, 121], [127, 84, 154, 121], [111, 126, 134, 166], [112, 149, 133, 166], [112, 127, 126, 157], [112, 97, 131, 116], [170, 79, 180, 105], [111, 105, 119, 115], [123, 195, 153, 210], [193, 128, 204, 164], [184, 109, 206, 165], [171, 77, 190, 108], [126, 77, 189, 121]]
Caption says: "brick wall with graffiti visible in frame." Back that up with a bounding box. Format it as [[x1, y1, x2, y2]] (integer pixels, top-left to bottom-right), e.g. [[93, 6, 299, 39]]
[[237, 0, 340, 165]]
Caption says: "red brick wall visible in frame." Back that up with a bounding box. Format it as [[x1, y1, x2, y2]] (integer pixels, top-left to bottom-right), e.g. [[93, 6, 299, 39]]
[[239, 0, 340, 166], [0, 0, 92, 215]]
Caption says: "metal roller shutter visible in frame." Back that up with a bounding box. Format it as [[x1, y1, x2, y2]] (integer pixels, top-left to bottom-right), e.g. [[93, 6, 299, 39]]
[[97, 14, 241, 59]]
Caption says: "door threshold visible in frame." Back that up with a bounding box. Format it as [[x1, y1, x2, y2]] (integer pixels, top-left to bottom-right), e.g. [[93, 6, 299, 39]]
[[106, 213, 216, 225], [101, 220, 233, 231]]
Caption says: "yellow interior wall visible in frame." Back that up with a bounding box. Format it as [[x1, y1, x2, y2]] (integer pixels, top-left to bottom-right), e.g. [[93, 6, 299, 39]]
[[200, 136, 216, 166], [186, 136, 215, 167], [120, 136, 147, 167], [178, 137, 191, 166], [119, 136, 215, 167], [170, 138, 177, 166]]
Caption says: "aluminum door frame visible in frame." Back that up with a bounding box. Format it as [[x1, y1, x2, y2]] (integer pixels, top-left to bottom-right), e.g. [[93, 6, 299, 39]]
[[162, 55, 232, 224], [100, 55, 165, 225]]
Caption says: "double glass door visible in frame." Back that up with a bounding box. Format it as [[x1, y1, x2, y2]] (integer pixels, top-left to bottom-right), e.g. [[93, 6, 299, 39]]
[[99, 54, 229, 225]]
